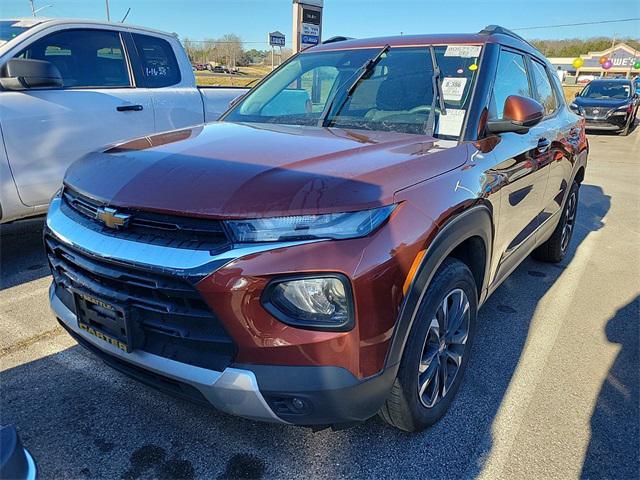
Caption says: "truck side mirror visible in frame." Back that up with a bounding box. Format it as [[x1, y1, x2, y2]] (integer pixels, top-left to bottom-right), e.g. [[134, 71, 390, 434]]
[[0, 58, 63, 90], [486, 95, 545, 135]]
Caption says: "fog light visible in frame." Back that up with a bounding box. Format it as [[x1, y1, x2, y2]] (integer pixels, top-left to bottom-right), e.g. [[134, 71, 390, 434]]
[[262, 274, 354, 331], [292, 398, 306, 411]]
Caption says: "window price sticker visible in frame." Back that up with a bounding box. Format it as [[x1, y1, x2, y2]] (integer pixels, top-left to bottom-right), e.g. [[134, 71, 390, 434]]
[[436, 108, 466, 137], [442, 77, 468, 102], [444, 45, 481, 58]]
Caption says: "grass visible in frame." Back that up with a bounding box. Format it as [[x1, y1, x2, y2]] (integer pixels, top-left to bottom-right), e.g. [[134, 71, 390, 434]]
[[562, 85, 582, 103], [195, 65, 273, 87], [195, 74, 261, 87]]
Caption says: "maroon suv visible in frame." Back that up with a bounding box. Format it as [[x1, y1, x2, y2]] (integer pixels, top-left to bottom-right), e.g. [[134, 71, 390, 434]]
[[46, 26, 587, 431]]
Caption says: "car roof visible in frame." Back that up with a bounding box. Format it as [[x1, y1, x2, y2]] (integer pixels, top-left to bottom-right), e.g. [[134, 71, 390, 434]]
[[311, 31, 542, 58], [588, 78, 632, 84], [1, 17, 176, 38]]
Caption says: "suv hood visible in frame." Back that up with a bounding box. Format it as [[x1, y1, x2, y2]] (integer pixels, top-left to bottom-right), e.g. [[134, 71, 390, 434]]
[[65, 122, 465, 219], [573, 96, 631, 108]]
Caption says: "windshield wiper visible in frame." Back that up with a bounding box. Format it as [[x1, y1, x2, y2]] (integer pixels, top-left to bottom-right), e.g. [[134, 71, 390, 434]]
[[318, 44, 390, 127], [424, 45, 447, 136]]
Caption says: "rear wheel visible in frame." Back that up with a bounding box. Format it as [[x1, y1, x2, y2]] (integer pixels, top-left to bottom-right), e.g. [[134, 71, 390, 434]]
[[533, 181, 579, 263], [379, 258, 477, 432]]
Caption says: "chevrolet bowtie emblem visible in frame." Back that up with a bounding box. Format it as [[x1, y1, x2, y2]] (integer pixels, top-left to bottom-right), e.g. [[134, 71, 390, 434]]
[[96, 207, 131, 229]]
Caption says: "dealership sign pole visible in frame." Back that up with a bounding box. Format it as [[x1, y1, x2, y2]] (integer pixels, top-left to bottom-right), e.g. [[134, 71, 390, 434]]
[[292, 0, 323, 53]]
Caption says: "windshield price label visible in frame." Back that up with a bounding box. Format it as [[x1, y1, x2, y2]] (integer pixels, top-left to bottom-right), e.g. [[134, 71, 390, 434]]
[[442, 77, 468, 102], [436, 109, 466, 137], [444, 45, 481, 58]]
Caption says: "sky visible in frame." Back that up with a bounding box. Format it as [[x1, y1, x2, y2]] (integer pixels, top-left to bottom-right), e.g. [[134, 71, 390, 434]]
[[2, 0, 639, 49]]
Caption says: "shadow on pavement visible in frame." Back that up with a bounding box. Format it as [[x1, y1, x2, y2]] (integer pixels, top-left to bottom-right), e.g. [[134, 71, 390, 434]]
[[0, 184, 614, 479], [0, 217, 48, 290], [580, 295, 639, 480]]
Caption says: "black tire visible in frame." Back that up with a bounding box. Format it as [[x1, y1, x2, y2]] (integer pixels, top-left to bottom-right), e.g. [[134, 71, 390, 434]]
[[533, 181, 579, 263], [379, 258, 477, 432], [621, 123, 631, 136]]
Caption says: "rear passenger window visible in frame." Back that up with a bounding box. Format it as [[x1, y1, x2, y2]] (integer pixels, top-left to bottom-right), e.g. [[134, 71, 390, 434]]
[[530, 59, 558, 115], [489, 50, 531, 120], [17, 29, 130, 88], [132, 34, 180, 88]]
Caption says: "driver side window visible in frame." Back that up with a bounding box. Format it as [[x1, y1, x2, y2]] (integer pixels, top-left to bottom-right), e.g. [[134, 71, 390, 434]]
[[17, 29, 130, 88], [489, 50, 531, 120]]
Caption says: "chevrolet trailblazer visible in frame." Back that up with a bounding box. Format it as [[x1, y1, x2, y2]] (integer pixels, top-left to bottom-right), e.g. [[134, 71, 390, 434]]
[[46, 26, 587, 431]]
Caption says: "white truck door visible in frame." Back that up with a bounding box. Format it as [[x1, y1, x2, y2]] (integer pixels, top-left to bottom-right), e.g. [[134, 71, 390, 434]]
[[126, 32, 203, 132], [0, 28, 155, 207]]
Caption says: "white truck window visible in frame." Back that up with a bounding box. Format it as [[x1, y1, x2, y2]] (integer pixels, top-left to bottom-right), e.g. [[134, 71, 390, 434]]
[[17, 29, 131, 88], [131, 33, 181, 88]]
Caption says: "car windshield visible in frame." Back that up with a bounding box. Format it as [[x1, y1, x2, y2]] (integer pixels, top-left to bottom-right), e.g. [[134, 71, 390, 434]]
[[224, 45, 482, 139], [0, 20, 34, 46], [580, 82, 631, 99]]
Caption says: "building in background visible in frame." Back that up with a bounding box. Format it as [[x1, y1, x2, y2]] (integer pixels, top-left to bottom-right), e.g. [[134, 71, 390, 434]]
[[549, 43, 639, 84]]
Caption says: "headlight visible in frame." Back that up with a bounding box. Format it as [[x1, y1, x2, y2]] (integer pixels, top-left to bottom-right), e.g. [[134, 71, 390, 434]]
[[611, 105, 631, 115], [226, 205, 396, 243], [262, 275, 353, 331], [569, 102, 579, 110]]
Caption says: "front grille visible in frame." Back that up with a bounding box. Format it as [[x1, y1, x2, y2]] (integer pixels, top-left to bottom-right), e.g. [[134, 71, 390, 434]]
[[62, 188, 230, 252], [46, 235, 236, 371], [583, 107, 612, 117]]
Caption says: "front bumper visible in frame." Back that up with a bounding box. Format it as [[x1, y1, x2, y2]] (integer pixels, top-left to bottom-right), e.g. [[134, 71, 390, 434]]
[[51, 284, 393, 425], [583, 114, 629, 131]]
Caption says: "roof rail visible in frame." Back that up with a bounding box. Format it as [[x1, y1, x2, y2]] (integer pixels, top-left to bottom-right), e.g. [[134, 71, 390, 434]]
[[322, 36, 354, 44], [478, 25, 532, 47]]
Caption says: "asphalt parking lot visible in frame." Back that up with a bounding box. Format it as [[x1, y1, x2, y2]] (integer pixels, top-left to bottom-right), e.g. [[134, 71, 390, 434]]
[[1, 125, 638, 479]]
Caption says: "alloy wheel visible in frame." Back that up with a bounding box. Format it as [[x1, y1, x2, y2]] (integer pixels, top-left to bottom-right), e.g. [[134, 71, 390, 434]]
[[418, 288, 470, 408], [560, 191, 577, 253]]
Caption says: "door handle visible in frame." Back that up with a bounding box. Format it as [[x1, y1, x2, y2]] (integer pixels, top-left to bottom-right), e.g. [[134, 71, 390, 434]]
[[536, 137, 550, 153], [116, 104, 143, 112]]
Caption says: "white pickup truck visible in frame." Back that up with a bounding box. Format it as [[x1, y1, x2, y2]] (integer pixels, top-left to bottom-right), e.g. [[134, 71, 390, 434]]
[[0, 18, 248, 223]]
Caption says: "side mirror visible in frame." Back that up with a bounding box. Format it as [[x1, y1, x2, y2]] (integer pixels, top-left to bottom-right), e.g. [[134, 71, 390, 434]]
[[486, 95, 545, 135], [575, 91, 580, 98], [0, 58, 63, 90]]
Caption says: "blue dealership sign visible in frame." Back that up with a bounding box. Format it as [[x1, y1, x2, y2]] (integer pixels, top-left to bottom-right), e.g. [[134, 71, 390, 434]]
[[269, 31, 286, 47], [301, 34, 319, 46]]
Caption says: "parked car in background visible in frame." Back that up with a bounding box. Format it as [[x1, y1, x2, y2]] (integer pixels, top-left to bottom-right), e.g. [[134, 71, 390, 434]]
[[570, 78, 639, 135], [0, 18, 248, 223], [47, 26, 587, 432], [577, 74, 596, 84]]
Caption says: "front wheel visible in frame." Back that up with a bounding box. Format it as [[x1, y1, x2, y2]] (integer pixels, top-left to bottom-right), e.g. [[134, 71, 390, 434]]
[[379, 258, 477, 432]]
